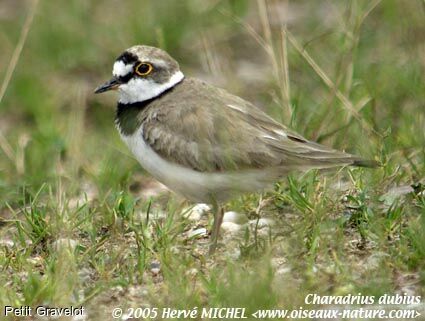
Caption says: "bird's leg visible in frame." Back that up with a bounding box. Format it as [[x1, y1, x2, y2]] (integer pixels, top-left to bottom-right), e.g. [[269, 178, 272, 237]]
[[209, 201, 224, 254]]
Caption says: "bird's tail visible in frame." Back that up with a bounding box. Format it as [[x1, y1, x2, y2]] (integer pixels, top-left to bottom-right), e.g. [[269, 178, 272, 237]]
[[351, 159, 380, 168], [281, 150, 380, 171]]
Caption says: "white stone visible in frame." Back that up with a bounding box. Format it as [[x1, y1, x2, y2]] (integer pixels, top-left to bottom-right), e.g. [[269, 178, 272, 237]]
[[78, 268, 92, 283], [221, 222, 243, 234], [188, 228, 208, 238], [184, 203, 211, 221], [223, 211, 248, 224], [275, 267, 291, 275], [249, 218, 274, 228], [72, 314, 87, 321], [185, 268, 198, 276], [271, 257, 287, 268], [0, 239, 14, 247]]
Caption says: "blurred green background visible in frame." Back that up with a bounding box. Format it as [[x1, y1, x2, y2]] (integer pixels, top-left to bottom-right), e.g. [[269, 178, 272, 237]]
[[0, 0, 424, 319], [1, 0, 424, 189]]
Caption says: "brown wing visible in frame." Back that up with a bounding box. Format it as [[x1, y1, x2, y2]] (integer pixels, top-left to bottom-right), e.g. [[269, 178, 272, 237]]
[[141, 78, 370, 173]]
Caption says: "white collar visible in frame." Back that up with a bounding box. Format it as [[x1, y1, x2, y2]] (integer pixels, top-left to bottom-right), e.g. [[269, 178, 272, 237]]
[[118, 71, 184, 104]]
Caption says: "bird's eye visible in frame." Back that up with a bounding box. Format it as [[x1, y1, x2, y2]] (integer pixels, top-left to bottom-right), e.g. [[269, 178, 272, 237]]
[[135, 62, 153, 76]]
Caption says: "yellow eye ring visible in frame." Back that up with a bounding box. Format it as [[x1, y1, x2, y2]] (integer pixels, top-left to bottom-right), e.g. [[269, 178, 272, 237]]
[[135, 62, 153, 76]]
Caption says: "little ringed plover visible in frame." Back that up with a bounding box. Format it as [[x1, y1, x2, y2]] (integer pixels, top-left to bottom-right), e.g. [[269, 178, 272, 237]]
[[95, 45, 377, 252]]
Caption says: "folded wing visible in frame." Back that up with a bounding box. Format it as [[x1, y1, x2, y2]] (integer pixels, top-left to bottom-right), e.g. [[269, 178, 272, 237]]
[[142, 79, 376, 173]]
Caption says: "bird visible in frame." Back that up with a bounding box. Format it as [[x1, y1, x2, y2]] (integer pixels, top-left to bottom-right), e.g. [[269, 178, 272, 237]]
[[95, 45, 377, 253]]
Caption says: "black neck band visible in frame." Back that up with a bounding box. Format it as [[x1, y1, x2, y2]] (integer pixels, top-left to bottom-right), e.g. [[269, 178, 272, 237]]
[[116, 77, 184, 117]]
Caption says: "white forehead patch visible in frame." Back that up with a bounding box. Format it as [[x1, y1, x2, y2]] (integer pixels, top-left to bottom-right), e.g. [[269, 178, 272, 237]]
[[113, 61, 133, 77]]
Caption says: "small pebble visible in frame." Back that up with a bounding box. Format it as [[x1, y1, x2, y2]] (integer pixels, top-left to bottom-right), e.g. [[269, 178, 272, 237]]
[[271, 257, 287, 268], [0, 239, 14, 248], [185, 268, 198, 276], [275, 267, 291, 275], [72, 314, 87, 321], [221, 222, 243, 234], [150, 261, 161, 275], [27, 256, 43, 266], [223, 211, 248, 224], [249, 218, 274, 228], [78, 268, 92, 283], [188, 228, 208, 238], [170, 246, 180, 254], [184, 203, 211, 221]]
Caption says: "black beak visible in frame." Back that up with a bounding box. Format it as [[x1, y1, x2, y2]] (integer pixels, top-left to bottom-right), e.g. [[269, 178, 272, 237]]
[[94, 77, 121, 94]]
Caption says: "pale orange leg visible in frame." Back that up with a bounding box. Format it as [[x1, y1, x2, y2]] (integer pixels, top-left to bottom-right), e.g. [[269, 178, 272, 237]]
[[209, 203, 224, 254]]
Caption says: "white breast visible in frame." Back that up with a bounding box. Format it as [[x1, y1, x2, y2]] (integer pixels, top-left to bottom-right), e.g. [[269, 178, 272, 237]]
[[119, 127, 275, 203]]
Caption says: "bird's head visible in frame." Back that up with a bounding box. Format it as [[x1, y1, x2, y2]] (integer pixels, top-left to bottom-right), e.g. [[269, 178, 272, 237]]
[[95, 45, 184, 104]]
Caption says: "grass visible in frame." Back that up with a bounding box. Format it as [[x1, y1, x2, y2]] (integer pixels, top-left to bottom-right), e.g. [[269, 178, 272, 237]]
[[0, 0, 424, 320]]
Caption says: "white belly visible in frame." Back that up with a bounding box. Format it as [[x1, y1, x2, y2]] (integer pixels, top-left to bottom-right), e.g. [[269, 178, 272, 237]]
[[119, 127, 275, 203]]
